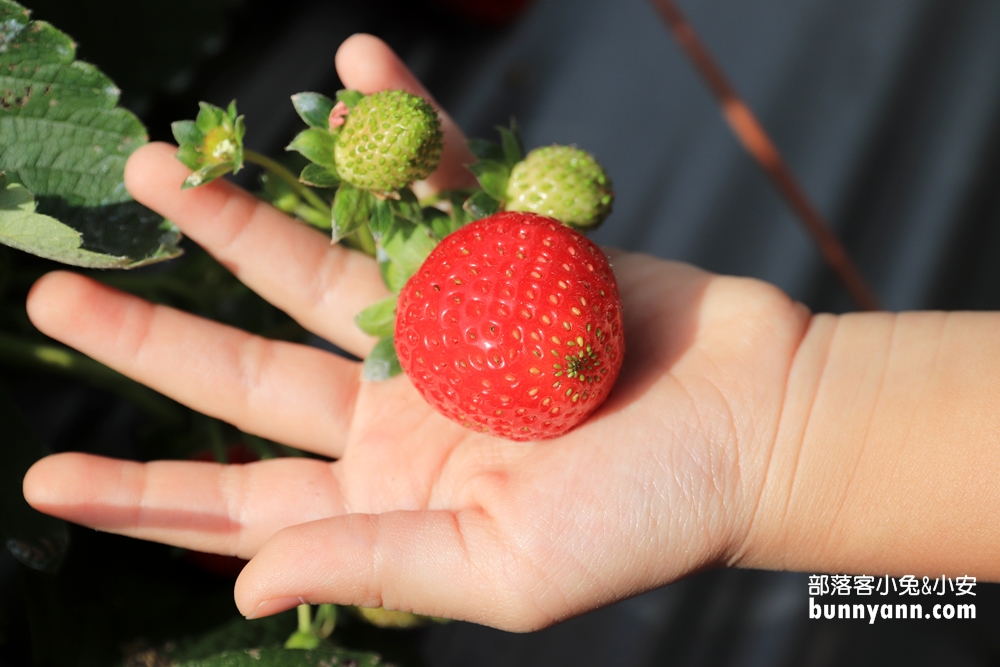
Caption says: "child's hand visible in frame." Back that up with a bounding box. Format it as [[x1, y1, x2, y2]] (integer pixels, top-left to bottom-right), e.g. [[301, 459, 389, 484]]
[[18, 35, 843, 630]]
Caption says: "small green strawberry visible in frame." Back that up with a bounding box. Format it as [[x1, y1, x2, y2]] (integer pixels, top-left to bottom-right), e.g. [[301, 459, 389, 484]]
[[505, 145, 613, 230], [334, 90, 443, 193]]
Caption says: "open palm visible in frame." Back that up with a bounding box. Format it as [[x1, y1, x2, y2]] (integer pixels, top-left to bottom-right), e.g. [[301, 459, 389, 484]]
[[23, 35, 809, 630]]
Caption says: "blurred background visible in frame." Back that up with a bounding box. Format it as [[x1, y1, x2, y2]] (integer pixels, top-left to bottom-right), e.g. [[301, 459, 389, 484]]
[[3, 0, 1000, 664]]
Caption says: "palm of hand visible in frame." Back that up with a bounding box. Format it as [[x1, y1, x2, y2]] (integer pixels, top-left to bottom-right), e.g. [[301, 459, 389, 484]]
[[22, 35, 809, 630]]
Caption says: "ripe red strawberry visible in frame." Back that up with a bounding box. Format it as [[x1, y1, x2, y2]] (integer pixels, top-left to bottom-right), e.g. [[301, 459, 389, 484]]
[[395, 211, 624, 441]]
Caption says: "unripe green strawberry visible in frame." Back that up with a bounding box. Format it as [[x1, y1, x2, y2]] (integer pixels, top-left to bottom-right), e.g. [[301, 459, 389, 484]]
[[395, 211, 625, 441], [334, 90, 443, 192], [505, 145, 614, 230]]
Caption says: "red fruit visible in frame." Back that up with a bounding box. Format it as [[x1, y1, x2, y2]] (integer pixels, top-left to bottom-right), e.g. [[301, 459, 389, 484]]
[[395, 211, 624, 441]]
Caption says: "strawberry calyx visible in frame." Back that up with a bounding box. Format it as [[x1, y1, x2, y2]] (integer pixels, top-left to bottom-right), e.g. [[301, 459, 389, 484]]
[[171, 100, 245, 189]]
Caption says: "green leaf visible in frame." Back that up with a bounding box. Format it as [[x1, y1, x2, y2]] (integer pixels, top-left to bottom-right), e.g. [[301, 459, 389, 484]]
[[463, 190, 501, 221], [175, 646, 385, 667], [0, 176, 178, 268], [286, 128, 336, 168], [468, 159, 509, 200], [298, 163, 339, 188], [498, 119, 524, 168], [0, 382, 69, 573], [355, 295, 397, 338], [362, 336, 402, 381], [331, 181, 371, 241], [291, 92, 336, 130], [336, 89, 365, 109], [0, 0, 180, 267], [467, 138, 503, 162], [377, 218, 437, 292]]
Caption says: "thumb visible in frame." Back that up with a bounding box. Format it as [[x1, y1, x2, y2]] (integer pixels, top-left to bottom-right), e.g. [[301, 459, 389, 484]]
[[233, 510, 551, 631]]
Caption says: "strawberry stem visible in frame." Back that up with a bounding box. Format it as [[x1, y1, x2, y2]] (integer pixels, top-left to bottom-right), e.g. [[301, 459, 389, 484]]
[[244, 149, 332, 221]]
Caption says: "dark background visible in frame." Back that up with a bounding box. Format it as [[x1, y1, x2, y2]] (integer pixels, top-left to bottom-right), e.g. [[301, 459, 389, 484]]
[[3, 0, 1000, 665]]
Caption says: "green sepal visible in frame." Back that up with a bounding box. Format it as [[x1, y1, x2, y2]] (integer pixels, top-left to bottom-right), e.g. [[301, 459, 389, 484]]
[[286, 128, 337, 168], [463, 190, 501, 221], [447, 189, 474, 228], [299, 163, 339, 188], [195, 100, 224, 133], [498, 118, 524, 168], [425, 206, 457, 240], [377, 218, 437, 292], [171, 120, 203, 149], [183, 162, 234, 190], [468, 159, 509, 201], [174, 142, 203, 172], [336, 89, 365, 109], [390, 187, 424, 225], [331, 182, 372, 242], [291, 92, 337, 129], [369, 197, 394, 239], [354, 295, 398, 338], [362, 336, 402, 381], [467, 138, 504, 162]]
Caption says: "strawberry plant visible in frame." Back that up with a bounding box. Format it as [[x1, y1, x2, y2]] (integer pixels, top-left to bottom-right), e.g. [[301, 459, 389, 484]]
[[0, 0, 625, 660]]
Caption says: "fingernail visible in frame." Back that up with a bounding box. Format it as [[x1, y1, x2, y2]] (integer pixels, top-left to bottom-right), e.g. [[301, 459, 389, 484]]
[[245, 596, 305, 619]]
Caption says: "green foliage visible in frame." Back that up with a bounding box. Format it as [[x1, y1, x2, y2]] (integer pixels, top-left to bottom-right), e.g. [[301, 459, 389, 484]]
[[290, 92, 337, 130], [176, 646, 386, 667], [377, 219, 436, 294], [355, 295, 398, 339], [362, 336, 402, 381], [0, 174, 175, 268], [331, 181, 372, 241], [173, 100, 246, 188], [0, 0, 180, 267], [335, 89, 365, 109], [286, 127, 337, 169], [0, 382, 69, 573], [468, 159, 509, 201]]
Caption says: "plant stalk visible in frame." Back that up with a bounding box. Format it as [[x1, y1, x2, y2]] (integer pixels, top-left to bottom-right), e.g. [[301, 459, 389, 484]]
[[650, 0, 881, 311], [244, 150, 332, 219]]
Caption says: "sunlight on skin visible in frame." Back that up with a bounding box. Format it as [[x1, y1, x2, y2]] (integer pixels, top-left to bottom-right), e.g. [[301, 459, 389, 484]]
[[21, 34, 1000, 631]]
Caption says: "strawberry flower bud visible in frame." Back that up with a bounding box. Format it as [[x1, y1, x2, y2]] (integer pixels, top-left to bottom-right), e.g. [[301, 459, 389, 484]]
[[171, 100, 246, 189]]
